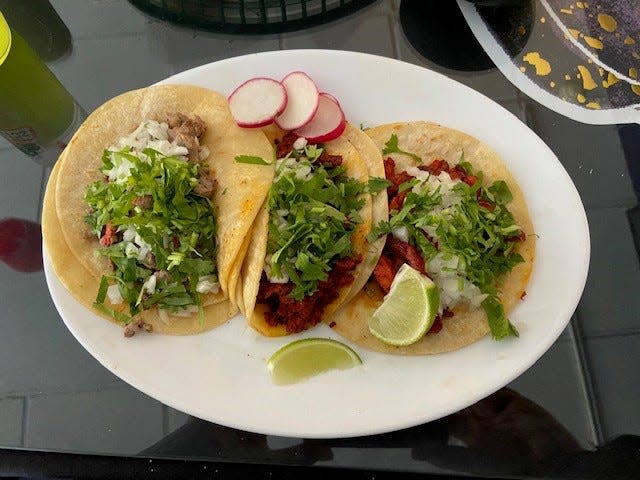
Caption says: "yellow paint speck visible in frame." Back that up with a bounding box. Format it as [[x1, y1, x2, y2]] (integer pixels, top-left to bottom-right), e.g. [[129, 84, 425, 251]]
[[576, 1, 585, 7], [520, 66, 526, 72], [577, 65, 598, 90], [561, 8, 573, 14], [598, 67, 605, 77], [584, 36, 603, 49], [586, 102, 601, 109], [565, 74, 571, 80], [632, 84, 640, 96], [624, 36, 636, 45], [633, 51, 640, 60], [523, 52, 552, 76], [540, 16, 546, 23], [550, 81, 556, 88], [577, 93, 586, 103], [587, 58, 593, 64], [568, 28, 580, 39], [630, 67, 638, 79], [607, 72, 619, 86], [597, 13, 617, 32], [517, 25, 526, 36]]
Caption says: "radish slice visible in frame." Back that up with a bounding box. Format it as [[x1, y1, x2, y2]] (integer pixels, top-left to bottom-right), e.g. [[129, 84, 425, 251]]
[[228, 77, 287, 128], [293, 93, 346, 143], [275, 72, 319, 130], [319, 92, 340, 105]]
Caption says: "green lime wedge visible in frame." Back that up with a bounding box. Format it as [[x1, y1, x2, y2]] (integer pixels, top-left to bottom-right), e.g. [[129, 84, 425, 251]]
[[267, 338, 363, 385], [367, 263, 440, 346]]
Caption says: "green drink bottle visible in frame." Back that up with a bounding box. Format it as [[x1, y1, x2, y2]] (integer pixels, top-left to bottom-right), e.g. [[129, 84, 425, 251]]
[[0, 10, 83, 164]]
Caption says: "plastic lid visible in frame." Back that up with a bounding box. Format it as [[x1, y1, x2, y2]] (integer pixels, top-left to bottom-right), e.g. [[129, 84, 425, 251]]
[[0, 11, 11, 66]]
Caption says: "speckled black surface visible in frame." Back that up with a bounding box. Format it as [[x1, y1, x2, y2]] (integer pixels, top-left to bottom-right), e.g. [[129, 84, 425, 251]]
[[0, 1, 639, 478]]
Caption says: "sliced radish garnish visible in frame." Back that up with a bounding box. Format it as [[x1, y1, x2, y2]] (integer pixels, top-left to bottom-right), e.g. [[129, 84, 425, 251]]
[[293, 93, 346, 143], [228, 77, 287, 128], [274, 72, 319, 130], [319, 92, 340, 105]]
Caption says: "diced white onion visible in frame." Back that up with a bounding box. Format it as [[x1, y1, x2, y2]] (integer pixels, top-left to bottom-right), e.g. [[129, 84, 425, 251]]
[[104, 154, 136, 183], [391, 226, 409, 243], [125, 242, 139, 258], [293, 137, 308, 150], [199, 145, 210, 161], [263, 256, 289, 283], [146, 121, 169, 140], [106, 119, 194, 168], [196, 276, 220, 294], [123, 227, 136, 242], [107, 284, 124, 305], [147, 139, 188, 157], [142, 274, 157, 295], [173, 305, 199, 317], [158, 308, 169, 324], [294, 163, 312, 181], [137, 245, 150, 262]]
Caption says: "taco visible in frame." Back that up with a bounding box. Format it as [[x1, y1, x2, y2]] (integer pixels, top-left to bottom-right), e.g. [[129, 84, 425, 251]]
[[44, 84, 274, 336], [239, 126, 382, 336], [331, 121, 536, 354]]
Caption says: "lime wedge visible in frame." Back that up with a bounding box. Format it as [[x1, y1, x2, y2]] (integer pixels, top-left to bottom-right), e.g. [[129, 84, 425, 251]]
[[267, 338, 362, 385], [367, 263, 440, 346]]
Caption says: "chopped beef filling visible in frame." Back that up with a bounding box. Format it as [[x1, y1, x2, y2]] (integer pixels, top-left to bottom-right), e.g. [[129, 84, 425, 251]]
[[124, 318, 153, 337], [317, 151, 343, 167], [144, 252, 156, 269], [166, 112, 206, 162], [275, 132, 298, 158], [166, 112, 188, 129], [193, 169, 216, 198], [132, 195, 153, 210], [257, 255, 361, 333], [373, 236, 431, 295]]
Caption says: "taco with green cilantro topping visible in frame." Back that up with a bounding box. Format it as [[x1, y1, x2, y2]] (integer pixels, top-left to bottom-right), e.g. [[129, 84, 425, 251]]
[[239, 125, 388, 337], [331, 121, 536, 354], [43, 84, 275, 336]]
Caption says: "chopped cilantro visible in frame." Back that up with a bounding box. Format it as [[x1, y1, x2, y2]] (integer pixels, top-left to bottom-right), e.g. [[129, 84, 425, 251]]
[[367, 177, 392, 194], [382, 134, 422, 162], [235, 155, 271, 165], [266, 144, 366, 301], [85, 146, 218, 322], [482, 296, 519, 339]]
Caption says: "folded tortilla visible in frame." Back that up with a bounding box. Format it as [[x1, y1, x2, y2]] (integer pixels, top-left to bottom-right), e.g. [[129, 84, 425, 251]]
[[239, 125, 374, 337], [330, 121, 536, 354], [44, 84, 275, 334]]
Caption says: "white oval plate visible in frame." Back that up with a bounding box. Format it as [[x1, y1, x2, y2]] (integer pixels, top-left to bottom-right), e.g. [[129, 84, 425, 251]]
[[44, 50, 590, 438]]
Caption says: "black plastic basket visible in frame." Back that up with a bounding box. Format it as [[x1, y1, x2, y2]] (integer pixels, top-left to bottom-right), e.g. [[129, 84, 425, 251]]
[[128, 0, 378, 34]]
